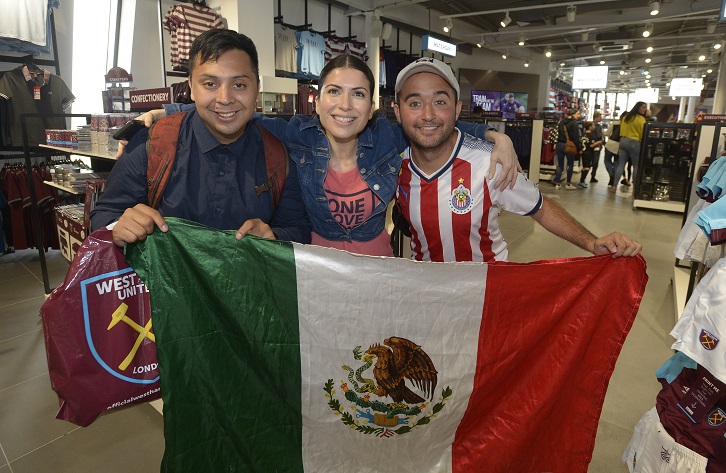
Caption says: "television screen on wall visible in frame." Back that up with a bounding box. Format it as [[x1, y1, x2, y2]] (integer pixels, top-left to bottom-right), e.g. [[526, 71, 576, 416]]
[[471, 91, 528, 119], [572, 66, 609, 89]]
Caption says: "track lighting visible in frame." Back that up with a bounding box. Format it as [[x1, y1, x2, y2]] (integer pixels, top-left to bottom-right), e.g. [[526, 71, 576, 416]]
[[519, 34, 526, 46], [715, 42, 722, 50], [646, 45, 654, 53], [545, 47, 552, 58], [500, 12, 511, 28], [443, 18, 453, 33], [642, 23, 653, 38], [708, 68, 713, 73], [649, 0, 659, 16], [645, 57, 652, 63], [600, 59, 606, 65], [476, 35, 484, 48], [699, 53, 706, 61], [707, 19, 717, 35], [502, 51, 508, 59], [620, 70, 625, 75], [566, 5, 576, 22], [524, 60, 530, 67], [560, 61, 566, 67]]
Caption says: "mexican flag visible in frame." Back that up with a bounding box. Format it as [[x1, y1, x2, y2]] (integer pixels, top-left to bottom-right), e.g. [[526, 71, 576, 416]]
[[126, 218, 648, 473]]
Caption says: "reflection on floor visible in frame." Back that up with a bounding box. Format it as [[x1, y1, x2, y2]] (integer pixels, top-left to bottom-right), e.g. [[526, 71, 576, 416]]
[[0, 179, 683, 472]]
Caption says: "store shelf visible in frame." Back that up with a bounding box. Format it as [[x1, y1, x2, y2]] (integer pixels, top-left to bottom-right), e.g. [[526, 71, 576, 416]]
[[39, 144, 118, 161], [632, 199, 685, 213], [43, 180, 84, 195]]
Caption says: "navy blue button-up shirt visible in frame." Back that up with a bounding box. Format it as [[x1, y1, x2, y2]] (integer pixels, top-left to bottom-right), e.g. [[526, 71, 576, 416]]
[[90, 111, 310, 243]]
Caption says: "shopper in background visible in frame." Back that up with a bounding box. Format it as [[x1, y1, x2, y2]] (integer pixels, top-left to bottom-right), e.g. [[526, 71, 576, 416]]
[[128, 54, 521, 256], [471, 105, 484, 118], [590, 111, 604, 183], [553, 108, 582, 190], [579, 121, 601, 188], [90, 29, 311, 246], [393, 58, 642, 262], [612, 101, 647, 194], [603, 112, 622, 189]]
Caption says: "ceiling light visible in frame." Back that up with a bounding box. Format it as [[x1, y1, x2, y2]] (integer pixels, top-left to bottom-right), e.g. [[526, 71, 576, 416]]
[[708, 68, 713, 73], [699, 53, 707, 61], [545, 47, 552, 58], [666, 82, 670, 86], [649, 0, 660, 16], [519, 34, 526, 46], [443, 18, 453, 33], [646, 46, 654, 53], [620, 70, 625, 75], [566, 5, 576, 22], [476, 42, 482, 48], [715, 42, 722, 50], [646, 74, 651, 78], [524, 60, 530, 67], [500, 12, 511, 28], [560, 61, 566, 66], [645, 58, 652, 63], [600, 59, 605, 65], [476, 35, 484, 48], [702, 74, 707, 77], [707, 19, 718, 35], [642, 24, 653, 38], [581, 32, 589, 41], [502, 52, 508, 59]]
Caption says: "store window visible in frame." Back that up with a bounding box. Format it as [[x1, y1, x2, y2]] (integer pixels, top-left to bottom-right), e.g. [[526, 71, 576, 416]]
[[71, 0, 119, 126]]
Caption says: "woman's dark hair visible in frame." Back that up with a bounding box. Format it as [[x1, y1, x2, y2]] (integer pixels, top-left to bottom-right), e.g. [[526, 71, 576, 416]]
[[188, 29, 259, 79], [622, 101, 646, 124], [318, 54, 376, 100]]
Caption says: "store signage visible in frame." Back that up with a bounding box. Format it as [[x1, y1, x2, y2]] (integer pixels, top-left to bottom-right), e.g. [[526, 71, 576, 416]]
[[634, 87, 659, 103], [105, 67, 132, 83], [422, 35, 457, 57], [669, 78, 703, 97], [482, 110, 502, 118], [721, 0, 726, 23], [129, 87, 173, 110], [701, 114, 726, 122], [515, 112, 536, 119], [572, 66, 608, 90]]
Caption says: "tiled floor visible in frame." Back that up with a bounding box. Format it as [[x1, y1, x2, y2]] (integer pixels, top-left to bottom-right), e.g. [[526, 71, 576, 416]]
[[0, 175, 684, 472]]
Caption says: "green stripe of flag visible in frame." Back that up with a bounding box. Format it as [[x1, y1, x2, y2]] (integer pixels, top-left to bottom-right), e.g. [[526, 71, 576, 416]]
[[127, 218, 303, 473]]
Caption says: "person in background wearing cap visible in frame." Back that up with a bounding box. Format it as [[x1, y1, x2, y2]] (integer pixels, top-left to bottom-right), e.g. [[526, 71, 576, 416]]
[[123, 54, 521, 256], [393, 57, 642, 262]]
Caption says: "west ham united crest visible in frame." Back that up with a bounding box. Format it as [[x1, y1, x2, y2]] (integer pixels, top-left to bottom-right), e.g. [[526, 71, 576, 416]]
[[450, 181, 473, 215], [709, 408, 726, 426], [325, 337, 451, 438], [700, 329, 720, 351], [81, 267, 159, 384]]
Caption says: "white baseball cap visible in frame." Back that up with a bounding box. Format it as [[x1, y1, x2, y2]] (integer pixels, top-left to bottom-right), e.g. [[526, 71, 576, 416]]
[[394, 57, 460, 101]]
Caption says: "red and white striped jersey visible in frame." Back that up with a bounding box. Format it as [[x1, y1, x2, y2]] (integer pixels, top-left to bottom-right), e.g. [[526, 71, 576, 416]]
[[396, 130, 542, 262], [163, 4, 224, 67]]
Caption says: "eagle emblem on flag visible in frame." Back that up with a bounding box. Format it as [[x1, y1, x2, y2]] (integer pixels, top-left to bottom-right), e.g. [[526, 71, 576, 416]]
[[700, 329, 720, 351], [325, 337, 451, 438], [450, 182, 473, 214]]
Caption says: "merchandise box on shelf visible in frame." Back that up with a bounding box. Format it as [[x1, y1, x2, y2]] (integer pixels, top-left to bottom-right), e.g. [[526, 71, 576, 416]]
[[54, 178, 107, 264]]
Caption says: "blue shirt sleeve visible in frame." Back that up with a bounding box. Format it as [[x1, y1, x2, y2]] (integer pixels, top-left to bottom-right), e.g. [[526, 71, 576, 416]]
[[455, 120, 495, 140], [269, 160, 311, 243], [89, 129, 151, 231]]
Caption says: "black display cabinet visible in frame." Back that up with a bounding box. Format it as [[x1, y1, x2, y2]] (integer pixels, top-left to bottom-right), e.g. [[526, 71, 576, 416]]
[[633, 122, 696, 213]]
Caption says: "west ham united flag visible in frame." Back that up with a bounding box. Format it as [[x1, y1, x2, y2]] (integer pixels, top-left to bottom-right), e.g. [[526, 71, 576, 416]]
[[126, 218, 648, 473]]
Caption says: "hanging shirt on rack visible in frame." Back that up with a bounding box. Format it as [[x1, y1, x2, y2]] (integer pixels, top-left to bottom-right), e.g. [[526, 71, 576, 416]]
[[274, 24, 297, 73], [163, 3, 224, 70], [0, 66, 74, 147], [324, 35, 347, 62], [0, 0, 60, 55], [296, 30, 325, 78]]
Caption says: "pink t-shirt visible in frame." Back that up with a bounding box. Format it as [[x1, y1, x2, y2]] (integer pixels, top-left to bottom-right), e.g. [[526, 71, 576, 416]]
[[312, 167, 393, 257]]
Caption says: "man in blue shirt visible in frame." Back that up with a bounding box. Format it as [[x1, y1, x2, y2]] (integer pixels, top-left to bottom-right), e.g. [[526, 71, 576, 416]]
[[90, 29, 310, 246]]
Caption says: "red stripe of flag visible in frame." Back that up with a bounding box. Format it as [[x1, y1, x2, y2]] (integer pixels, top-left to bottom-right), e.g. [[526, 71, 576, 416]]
[[452, 255, 647, 472]]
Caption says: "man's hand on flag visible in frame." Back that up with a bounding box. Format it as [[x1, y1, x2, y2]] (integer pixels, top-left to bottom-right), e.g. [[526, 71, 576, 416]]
[[112, 204, 168, 247], [236, 218, 275, 240], [593, 232, 643, 258]]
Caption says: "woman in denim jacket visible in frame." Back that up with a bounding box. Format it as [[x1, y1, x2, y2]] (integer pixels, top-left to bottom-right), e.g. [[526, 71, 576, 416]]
[[160, 55, 518, 255]]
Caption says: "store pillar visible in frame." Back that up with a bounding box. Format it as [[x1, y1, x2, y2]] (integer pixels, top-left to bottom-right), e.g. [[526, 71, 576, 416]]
[[712, 55, 726, 114]]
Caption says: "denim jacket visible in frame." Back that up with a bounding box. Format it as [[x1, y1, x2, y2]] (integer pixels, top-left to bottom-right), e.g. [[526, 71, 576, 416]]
[[164, 104, 495, 242]]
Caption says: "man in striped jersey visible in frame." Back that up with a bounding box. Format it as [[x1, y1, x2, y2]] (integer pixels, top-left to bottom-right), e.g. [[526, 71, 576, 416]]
[[392, 58, 642, 263]]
